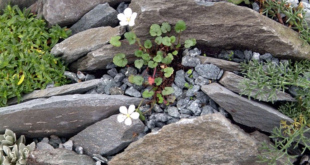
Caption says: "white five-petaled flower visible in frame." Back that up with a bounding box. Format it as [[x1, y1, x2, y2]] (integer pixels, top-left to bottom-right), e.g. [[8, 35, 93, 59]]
[[117, 105, 140, 125], [117, 8, 137, 27]]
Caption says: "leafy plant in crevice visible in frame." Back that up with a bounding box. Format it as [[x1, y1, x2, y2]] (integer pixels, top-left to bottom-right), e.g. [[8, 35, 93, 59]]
[[240, 59, 310, 164], [0, 129, 36, 165], [110, 20, 196, 119], [0, 5, 71, 107]]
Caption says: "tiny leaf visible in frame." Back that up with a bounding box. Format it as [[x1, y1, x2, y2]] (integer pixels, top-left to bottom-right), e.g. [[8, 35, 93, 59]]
[[135, 50, 143, 57], [110, 36, 121, 47], [142, 89, 154, 98], [124, 32, 136, 45], [148, 60, 157, 68], [132, 75, 144, 86], [155, 36, 162, 45], [113, 53, 127, 67], [163, 67, 174, 77], [134, 59, 144, 69], [142, 53, 151, 61], [172, 50, 178, 56], [162, 36, 171, 46], [170, 36, 176, 43], [153, 53, 163, 63], [149, 24, 162, 37], [144, 39, 152, 49], [162, 87, 174, 96], [161, 22, 171, 33], [174, 20, 186, 33], [154, 77, 162, 86], [184, 38, 196, 48]]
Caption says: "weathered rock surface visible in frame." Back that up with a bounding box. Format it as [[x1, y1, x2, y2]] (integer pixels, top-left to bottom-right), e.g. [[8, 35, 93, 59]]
[[70, 42, 136, 71], [39, 0, 130, 26], [130, 0, 310, 60], [198, 56, 241, 71], [51, 26, 125, 64], [0, 0, 37, 12], [219, 71, 295, 102], [0, 94, 143, 137], [109, 113, 288, 165], [27, 148, 95, 165], [201, 83, 293, 133], [70, 114, 145, 156], [70, 3, 119, 35], [8, 79, 100, 105]]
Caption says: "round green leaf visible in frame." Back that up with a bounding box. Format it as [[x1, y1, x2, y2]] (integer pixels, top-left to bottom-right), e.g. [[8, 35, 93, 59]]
[[153, 53, 163, 63], [148, 60, 157, 68], [155, 36, 162, 45], [110, 36, 121, 47], [149, 24, 162, 37], [132, 75, 144, 86], [144, 39, 152, 49], [135, 50, 143, 57], [172, 50, 178, 56], [174, 20, 186, 33], [157, 51, 163, 56], [162, 54, 173, 64], [170, 36, 176, 43], [142, 53, 151, 61], [124, 32, 136, 45], [154, 77, 162, 86], [184, 38, 196, 48], [161, 22, 171, 33], [113, 53, 127, 67], [134, 59, 144, 69], [157, 93, 164, 103], [162, 36, 171, 46], [162, 87, 174, 96], [163, 67, 174, 78], [142, 89, 154, 98]]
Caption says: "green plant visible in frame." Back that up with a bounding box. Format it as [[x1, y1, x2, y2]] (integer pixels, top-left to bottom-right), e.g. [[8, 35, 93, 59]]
[[228, 0, 250, 5], [0, 129, 35, 165], [0, 5, 71, 107], [110, 19, 196, 110]]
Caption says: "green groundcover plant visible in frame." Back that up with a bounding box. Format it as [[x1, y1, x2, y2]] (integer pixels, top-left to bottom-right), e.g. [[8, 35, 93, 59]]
[[111, 8, 196, 121], [0, 5, 71, 107]]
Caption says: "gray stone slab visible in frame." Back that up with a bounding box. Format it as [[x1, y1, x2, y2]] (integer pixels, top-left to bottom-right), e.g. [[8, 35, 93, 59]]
[[198, 56, 241, 71], [0, 94, 143, 137], [8, 79, 101, 105], [201, 83, 293, 133]]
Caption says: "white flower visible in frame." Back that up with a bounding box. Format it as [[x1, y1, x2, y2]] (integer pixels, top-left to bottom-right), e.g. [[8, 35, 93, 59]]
[[117, 105, 140, 125], [117, 8, 137, 27]]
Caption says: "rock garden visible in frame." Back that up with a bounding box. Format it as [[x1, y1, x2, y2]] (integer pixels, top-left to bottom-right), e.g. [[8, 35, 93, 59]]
[[1, 0, 310, 164]]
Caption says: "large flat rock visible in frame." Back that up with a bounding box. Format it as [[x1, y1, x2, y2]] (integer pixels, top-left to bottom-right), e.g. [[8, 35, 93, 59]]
[[51, 26, 125, 64], [201, 83, 293, 133], [71, 114, 145, 156], [70, 42, 136, 71], [0, 94, 143, 137], [8, 79, 101, 105], [130, 0, 310, 60], [219, 71, 295, 102], [41, 0, 130, 26], [198, 56, 240, 71], [109, 113, 289, 165]]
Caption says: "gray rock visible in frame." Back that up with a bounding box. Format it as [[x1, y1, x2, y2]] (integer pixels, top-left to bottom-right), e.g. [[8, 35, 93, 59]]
[[70, 114, 144, 156], [172, 83, 183, 98], [51, 26, 124, 64], [244, 50, 253, 61], [218, 50, 234, 60], [187, 100, 202, 116], [260, 53, 273, 61], [76, 71, 86, 80], [75, 146, 83, 155], [174, 70, 186, 89], [85, 74, 95, 81], [120, 84, 128, 92], [179, 108, 193, 115], [39, 0, 130, 26], [125, 67, 138, 76], [195, 64, 221, 80], [41, 137, 49, 143], [180, 114, 191, 118], [201, 83, 293, 133], [106, 62, 116, 69], [130, 0, 310, 60], [177, 97, 190, 110], [186, 85, 200, 97], [189, 48, 201, 57], [155, 121, 165, 128], [167, 118, 180, 124], [219, 71, 295, 102], [114, 73, 125, 82], [252, 52, 260, 60], [109, 113, 290, 165], [63, 140, 73, 151], [49, 135, 62, 148], [154, 113, 169, 123], [199, 56, 240, 72], [70, 3, 119, 35], [146, 120, 156, 129], [27, 148, 95, 165], [219, 107, 229, 117], [181, 55, 201, 67], [8, 79, 101, 105], [200, 105, 216, 116], [110, 87, 124, 95], [107, 68, 118, 77], [234, 50, 245, 59], [116, 2, 129, 13], [64, 71, 80, 83], [194, 76, 209, 86], [192, 71, 199, 79], [0, 94, 143, 137], [167, 106, 180, 118], [36, 142, 54, 150], [71, 43, 136, 71], [252, 2, 260, 12], [217, 69, 224, 80], [184, 72, 195, 85], [125, 87, 141, 98], [153, 104, 163, 113], [195, 92, 210, 104]]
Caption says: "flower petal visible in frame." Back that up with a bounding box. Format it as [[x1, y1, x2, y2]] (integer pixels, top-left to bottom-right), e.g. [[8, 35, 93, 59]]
[[124, 8, 132, 17], [124, 118, 132, 125], [117, 114, 126, 123], [120, 21, 128, 26], [119, 106, 128, 114], [128, 20, 135, 27], [131, 12, 137, 21], [128, 105, 136, 114], [130, 112, 140, 120], [117, 13, 126, 21]]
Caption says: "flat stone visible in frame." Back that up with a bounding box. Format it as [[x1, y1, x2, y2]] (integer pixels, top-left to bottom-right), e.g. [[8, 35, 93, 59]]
[[109, 113, 289, 165], [181, 56, 201, 67], [39, 0, 130, 27], [130, 0, 310, 60], [36, 142, 54, 150], [70, 3, 119, 35], [70, 42, 136, 71], [201, 83, 293, 133], [51, 26, 124, 64], [70, 114, 145, 156], [27, 148, 95, 165], [167, 106, 180, 118], [198, 56, 241, 71], [8, 79, 101, 105], [219, 71, 295, 102], [195, 64, 221, 80], [125, 87, 141, 98], [0, 94, 143, 137]]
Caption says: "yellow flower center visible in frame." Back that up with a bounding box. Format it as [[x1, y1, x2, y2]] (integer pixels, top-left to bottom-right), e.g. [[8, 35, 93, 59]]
[[126, 114, 131, 118]]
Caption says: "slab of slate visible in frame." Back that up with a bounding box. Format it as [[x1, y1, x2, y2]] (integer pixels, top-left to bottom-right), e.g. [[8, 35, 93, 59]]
[[198, 56, 241, 71]]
